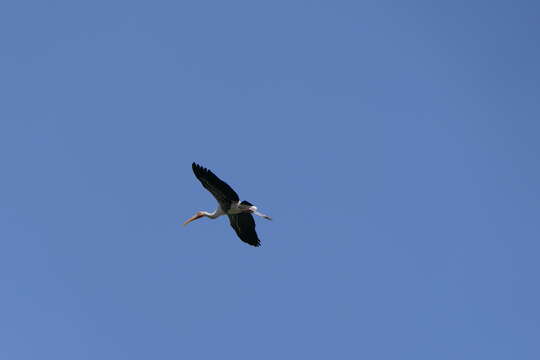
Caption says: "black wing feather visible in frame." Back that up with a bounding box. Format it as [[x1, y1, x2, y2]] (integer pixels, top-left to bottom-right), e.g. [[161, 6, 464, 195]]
[[192, 163, 240, 209], [228, 213, 261, 247]]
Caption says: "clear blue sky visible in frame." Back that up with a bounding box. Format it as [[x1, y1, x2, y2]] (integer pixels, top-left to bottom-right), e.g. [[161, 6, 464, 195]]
[[1, 1, 539, 359]]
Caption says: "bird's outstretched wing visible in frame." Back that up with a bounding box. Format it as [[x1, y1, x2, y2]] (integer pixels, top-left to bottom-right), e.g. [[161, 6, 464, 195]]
[[228, 213, 261, 247], [192, 163, 240, 210]]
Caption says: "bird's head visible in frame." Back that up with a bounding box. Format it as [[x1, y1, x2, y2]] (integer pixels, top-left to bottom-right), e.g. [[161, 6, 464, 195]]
[[183, 211, 205, 226]]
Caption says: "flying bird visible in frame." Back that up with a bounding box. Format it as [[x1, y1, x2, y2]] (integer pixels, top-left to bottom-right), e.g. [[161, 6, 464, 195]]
[[183, 163, 272, 247]]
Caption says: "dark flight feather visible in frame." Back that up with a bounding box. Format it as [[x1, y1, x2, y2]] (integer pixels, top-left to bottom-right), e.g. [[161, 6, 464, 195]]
[[192, 163, 240, 210], [228, 213, 261, 247]]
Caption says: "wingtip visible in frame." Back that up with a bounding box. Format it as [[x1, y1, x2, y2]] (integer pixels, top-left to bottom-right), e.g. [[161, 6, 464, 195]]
[[192, 162, 207, 171], [251, 236, 261, 247], [192, 162, 204, 174]]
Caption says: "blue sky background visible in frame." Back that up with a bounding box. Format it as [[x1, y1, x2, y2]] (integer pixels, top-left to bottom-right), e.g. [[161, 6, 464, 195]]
[[1, 1, 539, 359]]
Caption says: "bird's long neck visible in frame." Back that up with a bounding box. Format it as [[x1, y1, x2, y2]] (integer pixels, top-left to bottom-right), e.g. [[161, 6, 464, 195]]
[[203, 210, 221, 219]]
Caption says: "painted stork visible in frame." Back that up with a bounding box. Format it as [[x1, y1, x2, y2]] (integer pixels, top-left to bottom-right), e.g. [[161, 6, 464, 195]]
[[183, 163, 272, 247]]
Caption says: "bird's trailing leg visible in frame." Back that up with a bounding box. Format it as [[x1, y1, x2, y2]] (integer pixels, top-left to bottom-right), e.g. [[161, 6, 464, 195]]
[[249, 206, 272, 220]]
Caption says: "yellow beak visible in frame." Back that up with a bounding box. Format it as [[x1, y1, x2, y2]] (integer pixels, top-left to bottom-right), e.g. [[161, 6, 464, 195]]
[[183, 212, 204, 226]]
